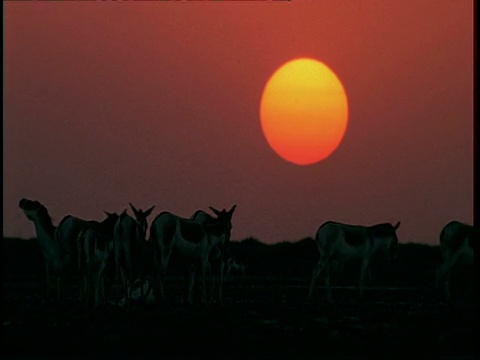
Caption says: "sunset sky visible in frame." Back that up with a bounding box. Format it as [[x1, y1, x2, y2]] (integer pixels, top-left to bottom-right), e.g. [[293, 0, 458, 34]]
[[4, 1, 473, 245]]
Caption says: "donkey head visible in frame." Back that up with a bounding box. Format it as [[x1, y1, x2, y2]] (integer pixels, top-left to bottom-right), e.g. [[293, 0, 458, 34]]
[[367, 221, 400, 261], [19, 198, 42, 214], [129, 203, 155, 235], [389, 221, 400, 260], [19, 198, 55, 237], [102, 210, 122, 231], [209, 205, 236, 222], [19, 198, 47, 221], [208, 205, 237, 241], [385, 221, 400, 261]]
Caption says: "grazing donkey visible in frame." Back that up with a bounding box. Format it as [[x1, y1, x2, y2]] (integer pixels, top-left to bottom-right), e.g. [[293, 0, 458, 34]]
[[436, 221, 477, 303], [150, 205, 236, 304], [114, 203, 155, 306], [77, 212, 120, 307], [226, 257, 246, 277], [19, 198, 62, 299], [115, 279, 155, 307], [308, 221, 400, 302]]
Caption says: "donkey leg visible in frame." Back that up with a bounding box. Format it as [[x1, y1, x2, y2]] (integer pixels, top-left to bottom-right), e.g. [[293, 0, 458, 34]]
[[80, 274, 88, 302], [437, 254, 460, 304], [88, 265, 95, 306], [158, 249, 172, 302], [200, 260, 208, 304], [125, 251, 133, 307], [206, 263, 215, 303], [114, 251, 122, 303], [56, 275, 62, 303], [325, 263, 334, 303], [84, 272, 90, 307], [77, 242, 84, 301], [359, 259, 370, 298], [159, 266, 167, 301], [99, 275, 106, 307], [185, 266, 195, 305], [218, 260, 225, 305], [444, 272, 451, 304], [94, 272, 101, 308], [95, 262, 107, 308], [140, 276, 145, 305], [118, 267, 127, 306], [45, 262, 51, 295], [124, 274, 131, 308], [307, 259, 328, 302]]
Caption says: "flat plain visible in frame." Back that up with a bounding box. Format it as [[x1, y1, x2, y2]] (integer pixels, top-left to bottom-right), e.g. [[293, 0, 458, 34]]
[[3, 238, 476, 360]]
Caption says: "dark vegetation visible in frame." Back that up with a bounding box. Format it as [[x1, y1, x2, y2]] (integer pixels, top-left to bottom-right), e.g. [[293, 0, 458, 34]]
[[3, 237, 475, 360]]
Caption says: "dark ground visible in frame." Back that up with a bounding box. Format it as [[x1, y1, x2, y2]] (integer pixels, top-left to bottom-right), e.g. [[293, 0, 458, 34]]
[[3, 276, 476, 360], [2, 238, 477, 360]]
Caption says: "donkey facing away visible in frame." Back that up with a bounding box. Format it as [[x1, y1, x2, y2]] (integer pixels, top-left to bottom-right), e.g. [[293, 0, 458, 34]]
[[308, 221, 400, 303], [114, 203, 155, 307], [190, 206, 236, 304], [436, 220, 477, 303], [77, 212, 121, 307], [74, 212, 121, 303]]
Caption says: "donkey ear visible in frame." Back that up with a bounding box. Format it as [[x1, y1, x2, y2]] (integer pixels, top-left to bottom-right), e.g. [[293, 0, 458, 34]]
[[209, 206, 221, 216], [129, 202, 139, 214], [144, 205, 155, 217], [228, 204, 237, 215], [393, 221, 401, 230]]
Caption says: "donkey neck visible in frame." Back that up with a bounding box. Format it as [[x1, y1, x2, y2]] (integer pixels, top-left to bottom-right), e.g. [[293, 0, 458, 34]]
[[31, 213, 55, 241], [370, 236, 392, 257], [33, 221, 61, 267], [32, 212, 55, 239], [206, 224, 229, 248]]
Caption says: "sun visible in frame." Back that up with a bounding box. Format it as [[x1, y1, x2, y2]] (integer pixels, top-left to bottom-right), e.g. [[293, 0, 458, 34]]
[[260, 58, 349, 166]]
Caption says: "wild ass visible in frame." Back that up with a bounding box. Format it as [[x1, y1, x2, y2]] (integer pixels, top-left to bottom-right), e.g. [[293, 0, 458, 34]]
[[307, 221, 400, 302], [114, 203, 155, 306], [150, 205, 236, 304], [190, 208, 234, 303], [56, 211, 121, 301], [436, 221, 476, 303], [77, 212, 120, 307], [18, 198, 62, 299]]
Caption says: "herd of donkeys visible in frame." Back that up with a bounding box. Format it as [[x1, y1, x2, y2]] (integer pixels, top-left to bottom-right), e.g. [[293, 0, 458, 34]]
[[18, 198, 475, 307]]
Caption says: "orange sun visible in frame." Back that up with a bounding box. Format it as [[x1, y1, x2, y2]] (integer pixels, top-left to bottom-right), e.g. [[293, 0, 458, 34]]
[[260, 58, 349, 166]]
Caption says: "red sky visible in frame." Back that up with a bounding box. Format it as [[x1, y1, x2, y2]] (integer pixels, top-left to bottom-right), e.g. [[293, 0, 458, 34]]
[[4, 1, 473, 245]]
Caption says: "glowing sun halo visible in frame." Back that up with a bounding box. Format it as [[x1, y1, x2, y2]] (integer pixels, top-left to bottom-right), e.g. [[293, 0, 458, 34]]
[[260, 58, 349, 166]]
